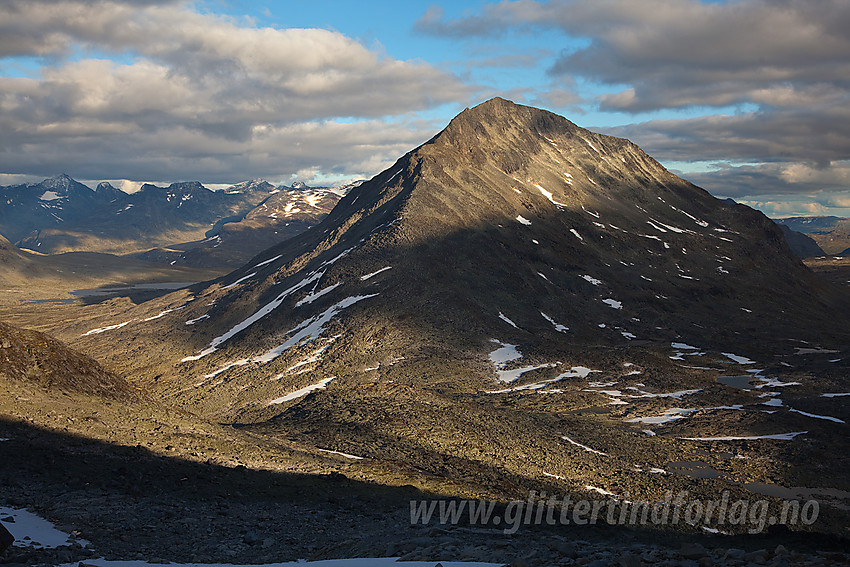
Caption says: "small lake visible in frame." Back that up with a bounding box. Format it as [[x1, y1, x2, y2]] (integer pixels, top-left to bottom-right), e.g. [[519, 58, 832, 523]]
[[72, 281, 197, 298], [667, 460, 850, 509], [667, 460, 724, 479], [24, 297, 77, 305]]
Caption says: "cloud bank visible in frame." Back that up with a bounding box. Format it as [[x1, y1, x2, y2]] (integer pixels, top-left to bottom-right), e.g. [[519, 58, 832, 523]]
[[0, 0, 472, 184]]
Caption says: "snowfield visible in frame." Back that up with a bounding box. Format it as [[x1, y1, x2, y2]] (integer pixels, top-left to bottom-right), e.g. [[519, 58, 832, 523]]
[[0, 506, 87, 549], [253, 294, 378, 364], [269, 377, 335, 405]]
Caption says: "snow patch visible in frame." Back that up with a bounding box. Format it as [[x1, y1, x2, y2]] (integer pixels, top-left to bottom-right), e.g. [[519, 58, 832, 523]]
[[629, 389, 702, 399], [282, 342, 335, 375], [39, 191, 62, 201], [495, 363, 555, 384], [82, 320, 133, 336], [253, 254, 282, 269], [580, 137, 600, 153], [181, 270, 325, 362], [184, 314, 210, 325], [488, 341, 521, 367], [788, 408, 844, 423], [202, 359, 250, 380], [486, 366, 562, 392], [540, 311, 568, 332], [222, 272, 257, 290], [535, 185, 568, 207], [586, 486, 619, 498], [627, 408, 697, 425], [254, 294, 378, 364], [556, 366, 598, 379], [318, 448, 364, 460], [269, 377, 334, 405], [723, 352, 756, 364], [295, 282, 342, 307], [581, 205, 600, 218], [562, 435, 608, 456], [498, 312, 519, 328], [0, 506, 87, 548], [680, 432, 807, 441], [142, 306, 185, 322], [360, 266, 392, 281], [794, 347, 839, 355]]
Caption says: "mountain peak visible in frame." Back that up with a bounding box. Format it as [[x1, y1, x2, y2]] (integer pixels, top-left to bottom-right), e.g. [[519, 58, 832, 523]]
[[448, 97, 576, 132], [47, 173, 73, 182], [168, 181, 207, 192], [377, 96, 677, 243], [41, 173, 88, 192], [225, 179, 275, 194], [95, 181, 125, 197], [464, 96, 528, 116], [423, 98, 591, 176]]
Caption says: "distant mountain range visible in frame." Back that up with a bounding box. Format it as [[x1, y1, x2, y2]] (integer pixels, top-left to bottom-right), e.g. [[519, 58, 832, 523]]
[[776, 216, 850, 255], [4, 175, 842, 271], [0, 174, 123, 243], [0, 174, 347, 268]]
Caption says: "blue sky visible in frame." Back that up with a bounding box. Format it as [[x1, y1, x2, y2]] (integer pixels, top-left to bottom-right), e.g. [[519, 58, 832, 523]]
[[1, 0, 849, 218]]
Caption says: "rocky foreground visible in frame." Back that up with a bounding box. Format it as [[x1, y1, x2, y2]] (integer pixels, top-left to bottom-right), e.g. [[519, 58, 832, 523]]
[[2, 411, 849, 567]]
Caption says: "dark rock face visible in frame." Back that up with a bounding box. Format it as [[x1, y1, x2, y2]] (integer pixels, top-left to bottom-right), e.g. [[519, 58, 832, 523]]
[[0, 520, 13, 554], [777, 224, 826, 258], [0, 174, 106, 243]]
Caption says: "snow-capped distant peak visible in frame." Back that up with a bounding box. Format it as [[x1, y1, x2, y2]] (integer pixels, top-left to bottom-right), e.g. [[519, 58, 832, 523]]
[[40, 174, 74, 191], [224, 179, 273, 194]]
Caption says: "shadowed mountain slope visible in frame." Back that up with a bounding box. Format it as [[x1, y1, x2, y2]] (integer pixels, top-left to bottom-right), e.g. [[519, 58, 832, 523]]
[[778, 224, 826, 258]]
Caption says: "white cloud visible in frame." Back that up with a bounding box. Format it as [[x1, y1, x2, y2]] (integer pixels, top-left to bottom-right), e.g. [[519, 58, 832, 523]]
[[0, 0, 474, 182], [740, 199, 831, 218], [418, 0, 850, 111]]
